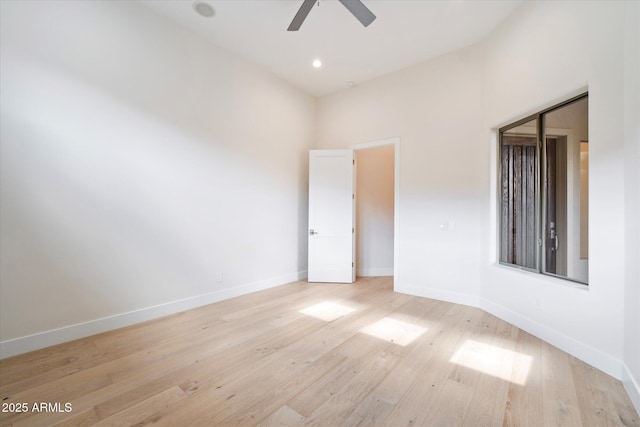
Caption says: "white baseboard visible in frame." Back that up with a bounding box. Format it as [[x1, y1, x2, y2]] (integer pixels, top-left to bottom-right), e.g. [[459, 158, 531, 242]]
[[357, 267, 394, 277], [623, 363, 640, 415], [394, 282, 480, 308], [479, 297, 623, 380], [0, 270, 308, 359], [393, 282, 625, 382]]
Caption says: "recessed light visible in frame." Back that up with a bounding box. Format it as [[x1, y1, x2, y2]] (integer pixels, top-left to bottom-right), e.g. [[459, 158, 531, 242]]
[[312, 59, 322, 68], [193, 1, 215, 18]]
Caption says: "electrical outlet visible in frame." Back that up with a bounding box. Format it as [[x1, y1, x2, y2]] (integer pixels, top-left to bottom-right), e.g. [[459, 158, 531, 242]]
[[215, 272, 223, 283]]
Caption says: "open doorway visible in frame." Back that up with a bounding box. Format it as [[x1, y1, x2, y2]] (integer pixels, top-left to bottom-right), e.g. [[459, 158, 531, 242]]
[[353, 139, 398, 279]]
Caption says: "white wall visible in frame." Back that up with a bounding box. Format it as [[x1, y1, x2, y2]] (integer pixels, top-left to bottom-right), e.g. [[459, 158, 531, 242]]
[[316, 0, 640, 406], [317, 46, 486, 306], [482, 0, 628, 378], [0, 0, 315, 357], [355, 145, 394, 277]]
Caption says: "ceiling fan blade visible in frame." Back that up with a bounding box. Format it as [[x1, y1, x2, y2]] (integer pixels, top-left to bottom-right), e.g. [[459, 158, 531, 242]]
[[288, 0, 316, 31], [338, 0, 376, 27]]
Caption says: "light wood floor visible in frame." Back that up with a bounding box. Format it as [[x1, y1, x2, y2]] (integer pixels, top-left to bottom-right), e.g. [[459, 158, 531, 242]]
[[0, 277, 638, 426]]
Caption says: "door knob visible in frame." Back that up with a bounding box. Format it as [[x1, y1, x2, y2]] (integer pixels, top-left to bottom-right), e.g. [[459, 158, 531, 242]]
[[310, 229, 318, 235]]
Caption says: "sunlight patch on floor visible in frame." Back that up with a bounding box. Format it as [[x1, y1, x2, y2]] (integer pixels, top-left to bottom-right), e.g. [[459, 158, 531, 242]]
[[299, 301, 356, 321], [450, 339, 532, 385], [360, 317, 427, 346]]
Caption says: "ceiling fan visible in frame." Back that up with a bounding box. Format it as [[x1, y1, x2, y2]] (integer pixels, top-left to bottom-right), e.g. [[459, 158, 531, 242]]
[[288, 0, 376, 31]]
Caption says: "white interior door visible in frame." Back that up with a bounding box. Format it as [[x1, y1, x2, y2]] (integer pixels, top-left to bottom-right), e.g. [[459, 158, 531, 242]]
[[308, 149, 355, 283]]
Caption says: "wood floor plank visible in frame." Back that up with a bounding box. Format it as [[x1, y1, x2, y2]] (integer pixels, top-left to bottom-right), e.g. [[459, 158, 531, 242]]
[[0, 340, 108, 393], [0, 369, 113, 426], [570, 355, 637, 427], [541, 340, 584, 426], [295, 298, 437, 424], [364, 301, 461, 406], [302, 348, 401, 426], [50, 407, 99, 427], [131, 283, 408, 425], [403, 311, 503, 427], [94, 386, 187, 426], [93, 316, 326, 421], [215, 290, 416, 425], [379, 305, 488, 426], [598, 367, 640, 427], [460, 317, 519, 426], [502, 329, 544, 427], [0, 341, 115, 397], [0, 278, 637, 427], [257, 405, 305, 427], [341, 394, 395, 427]]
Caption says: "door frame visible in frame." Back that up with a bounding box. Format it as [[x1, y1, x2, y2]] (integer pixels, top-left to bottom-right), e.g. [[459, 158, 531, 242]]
[[351, 137, 400, 285]]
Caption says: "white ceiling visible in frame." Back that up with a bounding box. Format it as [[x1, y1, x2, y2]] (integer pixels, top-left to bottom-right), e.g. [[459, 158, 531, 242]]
[[140, 0, 523, 97]]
